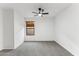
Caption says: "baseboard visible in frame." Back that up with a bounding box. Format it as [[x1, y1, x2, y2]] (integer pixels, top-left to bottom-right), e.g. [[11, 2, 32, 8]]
[[0, 49, 3, 51], [24, 40, 54, 42], [55, 34, 79, 56]]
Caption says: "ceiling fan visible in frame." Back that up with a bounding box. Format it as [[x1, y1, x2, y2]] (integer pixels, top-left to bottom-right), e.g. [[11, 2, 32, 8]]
[[32, 8, 49, 17]]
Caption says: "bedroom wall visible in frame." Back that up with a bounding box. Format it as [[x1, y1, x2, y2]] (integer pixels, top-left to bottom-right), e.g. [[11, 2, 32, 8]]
[[14, 9, 24, 48], [0, 8, 24, 49], [55, 3, 79, 56], [3, 8, 14, 49], [25, 17, 54, 41], [0, 9, 3, 50]]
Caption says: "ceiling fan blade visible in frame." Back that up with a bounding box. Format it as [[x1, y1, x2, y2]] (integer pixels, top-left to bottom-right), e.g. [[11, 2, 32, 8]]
[[34, 14, 38, 16], [42, 13, 49, 14], [32, 12, 38, 14], [42, 9, 44, 12]]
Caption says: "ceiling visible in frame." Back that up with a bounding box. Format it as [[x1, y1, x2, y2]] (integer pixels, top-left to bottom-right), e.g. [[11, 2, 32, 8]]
[[0, 3, 71, 19]]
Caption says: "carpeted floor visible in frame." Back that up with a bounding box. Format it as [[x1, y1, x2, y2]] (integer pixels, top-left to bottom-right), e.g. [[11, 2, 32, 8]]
[[0, 41, 73, 56]]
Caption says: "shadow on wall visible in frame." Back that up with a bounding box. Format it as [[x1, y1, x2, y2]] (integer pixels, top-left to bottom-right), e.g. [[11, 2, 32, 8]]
[[55, 3, 79, 56]]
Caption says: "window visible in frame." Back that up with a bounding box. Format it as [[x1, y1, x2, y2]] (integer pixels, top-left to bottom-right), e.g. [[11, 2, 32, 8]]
[[26, 21, 35, 35]]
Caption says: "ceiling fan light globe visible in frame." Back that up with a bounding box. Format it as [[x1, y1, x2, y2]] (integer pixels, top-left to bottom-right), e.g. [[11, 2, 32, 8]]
[[38, 14, 42, 16]]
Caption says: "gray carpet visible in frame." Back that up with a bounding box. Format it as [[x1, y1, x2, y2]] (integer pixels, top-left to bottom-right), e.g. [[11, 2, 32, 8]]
[[0, 41, 73, 56]]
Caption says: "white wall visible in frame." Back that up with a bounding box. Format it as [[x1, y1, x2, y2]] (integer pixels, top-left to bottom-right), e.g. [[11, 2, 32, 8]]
[[0, 8, 24, 49], [3, 9, 14, 49], [14, 10, 24, 48], [0, 9, 3, 50], [25, 17, 54, 41], [55, 3, 79, 56]]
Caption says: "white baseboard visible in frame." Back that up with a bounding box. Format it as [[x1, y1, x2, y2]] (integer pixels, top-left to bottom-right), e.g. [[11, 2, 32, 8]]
[[0, 49, 3, 51], [55, 34, 79, 56], [0, 47, 3, 51]]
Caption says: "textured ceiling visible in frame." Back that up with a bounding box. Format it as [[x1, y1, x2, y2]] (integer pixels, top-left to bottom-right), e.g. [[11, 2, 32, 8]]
[[0, 3, 71, 19]]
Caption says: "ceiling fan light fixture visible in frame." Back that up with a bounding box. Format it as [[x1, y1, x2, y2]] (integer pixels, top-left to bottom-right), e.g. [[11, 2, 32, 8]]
[[32, 8, 49, 17], [38, 14, 42, 16]]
